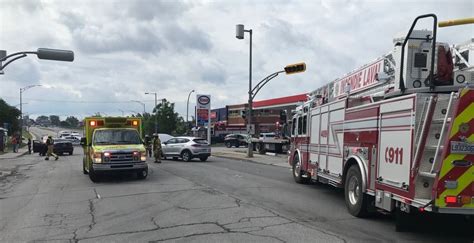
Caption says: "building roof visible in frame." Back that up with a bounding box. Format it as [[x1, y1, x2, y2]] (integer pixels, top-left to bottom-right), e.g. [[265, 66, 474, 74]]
[[253, 93, 308, 109]]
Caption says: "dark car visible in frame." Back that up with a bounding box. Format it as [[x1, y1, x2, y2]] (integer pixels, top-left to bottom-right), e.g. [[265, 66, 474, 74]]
[[223, 134, 249, 148], [33, 138, 74, 156]]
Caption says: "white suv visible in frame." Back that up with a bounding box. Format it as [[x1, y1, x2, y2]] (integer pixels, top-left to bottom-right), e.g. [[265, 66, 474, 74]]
[[161, 137, 211, 162]]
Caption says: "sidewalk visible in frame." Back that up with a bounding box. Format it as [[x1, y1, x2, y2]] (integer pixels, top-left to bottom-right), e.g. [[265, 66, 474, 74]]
[[0, 131, 36, 161], [212, 146, 290, 168], [0, 147, 29, 160]]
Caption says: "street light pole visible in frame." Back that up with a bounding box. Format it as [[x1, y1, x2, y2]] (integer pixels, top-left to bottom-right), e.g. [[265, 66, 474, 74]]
[[145, 92, 158, 134], [131, 100, 146, 115], [19, 84, 41, 144], [186, 89, 195, 134], [236, 24, 253, 157]]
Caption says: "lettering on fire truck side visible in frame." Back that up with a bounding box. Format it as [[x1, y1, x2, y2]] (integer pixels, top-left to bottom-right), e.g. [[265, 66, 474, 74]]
[[385, 146, 403, 165]]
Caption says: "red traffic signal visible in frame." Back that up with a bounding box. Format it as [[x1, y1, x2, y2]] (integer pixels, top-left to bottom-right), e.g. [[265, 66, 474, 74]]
[[284, 62, 306, 75]]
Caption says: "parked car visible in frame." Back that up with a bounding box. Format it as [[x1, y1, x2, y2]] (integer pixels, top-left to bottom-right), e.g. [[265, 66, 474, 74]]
[[224, 134, 249, 148], [161, 137, 211, 162], [33, 138, 74, 156], [53, 139, 74, 155], [63, 135, 81, 145], [158, 133, 174, 143]]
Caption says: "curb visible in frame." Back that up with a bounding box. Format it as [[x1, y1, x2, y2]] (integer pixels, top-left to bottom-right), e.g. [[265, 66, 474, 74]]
[[0, 151, 29, 160], [212, 154, 290, 169]]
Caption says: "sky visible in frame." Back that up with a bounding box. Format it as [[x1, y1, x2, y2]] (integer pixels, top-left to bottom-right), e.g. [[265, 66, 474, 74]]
[[1, 0, 473, 120]]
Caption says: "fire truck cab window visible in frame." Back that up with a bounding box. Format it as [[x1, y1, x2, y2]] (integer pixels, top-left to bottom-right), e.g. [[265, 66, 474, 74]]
[[302, 115, 307, 134], [292, 118, 296, 135], [298, 117, 303, 135]]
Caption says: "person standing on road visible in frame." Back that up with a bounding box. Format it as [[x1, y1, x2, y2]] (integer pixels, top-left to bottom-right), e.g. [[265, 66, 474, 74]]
[[11, 136, 18, 153], [27, 138, 32, 154], [45, 135, 58, 161], [152, 134, 162, 163], [144, 135, 152, 157]]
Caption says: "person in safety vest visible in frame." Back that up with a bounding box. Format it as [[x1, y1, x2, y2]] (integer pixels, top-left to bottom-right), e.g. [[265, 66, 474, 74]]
[[45, 135, 59, 161], [152, 133, 162, 163], [144, 135, 152, 157]]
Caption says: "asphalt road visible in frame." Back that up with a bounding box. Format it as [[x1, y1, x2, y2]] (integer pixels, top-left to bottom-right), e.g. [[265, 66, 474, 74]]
[[0, 128, 472, 242]]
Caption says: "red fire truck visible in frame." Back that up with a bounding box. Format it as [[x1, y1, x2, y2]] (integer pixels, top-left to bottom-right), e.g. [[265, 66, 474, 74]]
[[288, 14, 473, 230]]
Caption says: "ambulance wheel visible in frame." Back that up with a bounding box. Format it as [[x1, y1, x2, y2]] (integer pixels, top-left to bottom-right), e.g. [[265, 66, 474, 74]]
[[344, 165, 368, 217], [82, 159, 88, 174], [292, 153, 309, 184], [137, 169, 148, 180], [89, 167, 100, 183]]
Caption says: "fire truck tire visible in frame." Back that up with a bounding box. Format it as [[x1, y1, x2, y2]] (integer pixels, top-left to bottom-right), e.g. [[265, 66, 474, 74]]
[[292, 154, 310, 184], [344, 165, 368, 217]]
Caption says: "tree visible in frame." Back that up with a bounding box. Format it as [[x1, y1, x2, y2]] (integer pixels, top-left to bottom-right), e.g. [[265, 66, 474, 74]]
[[49, 115, 60, 126], [143, 99, 186, 136], [65, 116, 79, 127], [0, 99, 21, 135], [36, 115, 50, 126]]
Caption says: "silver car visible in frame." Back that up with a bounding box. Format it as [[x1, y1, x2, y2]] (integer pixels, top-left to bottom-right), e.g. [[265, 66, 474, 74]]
[[161, 136, 211, 162]]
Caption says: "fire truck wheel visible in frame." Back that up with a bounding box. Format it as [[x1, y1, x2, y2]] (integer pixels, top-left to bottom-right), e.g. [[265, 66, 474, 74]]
[[344, 165, 368, 217], [292, 154, 310, 184]]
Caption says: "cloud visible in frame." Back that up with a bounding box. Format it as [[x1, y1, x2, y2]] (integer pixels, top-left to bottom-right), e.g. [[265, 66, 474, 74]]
[[127, 0, 193, 21], [1, 0, 473, 120]]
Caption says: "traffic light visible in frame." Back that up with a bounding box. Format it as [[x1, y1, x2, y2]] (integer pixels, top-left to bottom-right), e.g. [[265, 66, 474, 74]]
[[284, 62, 306, 75]]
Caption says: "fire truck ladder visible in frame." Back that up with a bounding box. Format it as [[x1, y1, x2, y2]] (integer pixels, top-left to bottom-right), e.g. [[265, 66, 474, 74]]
[[413, 92, 456, 200]]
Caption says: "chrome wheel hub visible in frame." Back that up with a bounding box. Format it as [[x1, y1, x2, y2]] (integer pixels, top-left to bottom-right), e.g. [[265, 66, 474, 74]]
[[348, 176, 360, 205]]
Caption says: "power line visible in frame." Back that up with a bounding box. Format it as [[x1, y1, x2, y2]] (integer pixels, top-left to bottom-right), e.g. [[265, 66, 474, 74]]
[[0, 96, 157, 104]]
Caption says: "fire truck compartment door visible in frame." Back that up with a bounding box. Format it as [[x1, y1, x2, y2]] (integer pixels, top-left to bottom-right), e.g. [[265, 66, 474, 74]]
[[377, 99, 414, 189]]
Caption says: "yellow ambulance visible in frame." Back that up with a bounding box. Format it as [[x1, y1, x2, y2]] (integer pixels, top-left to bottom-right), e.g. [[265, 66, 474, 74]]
[[81, 117, 148, 182]]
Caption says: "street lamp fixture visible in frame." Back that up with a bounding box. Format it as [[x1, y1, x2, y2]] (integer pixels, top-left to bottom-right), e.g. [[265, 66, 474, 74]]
[[186, 89, 195, 133], [0, 48, 74, 74], [19, 84, 42, 143], [145, 92, 159, 134]]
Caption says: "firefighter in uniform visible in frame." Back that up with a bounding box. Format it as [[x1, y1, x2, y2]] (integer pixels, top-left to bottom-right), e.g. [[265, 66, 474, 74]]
[[45, 135, 59, 161], [144, 135, 152, 157], [152, 134, 162, 163]]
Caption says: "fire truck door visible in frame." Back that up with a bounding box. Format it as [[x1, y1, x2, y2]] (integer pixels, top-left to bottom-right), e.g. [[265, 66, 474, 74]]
[[310, 107, 321, 169], [320, 108, 329, 170], [377, 98, 414, 189]]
